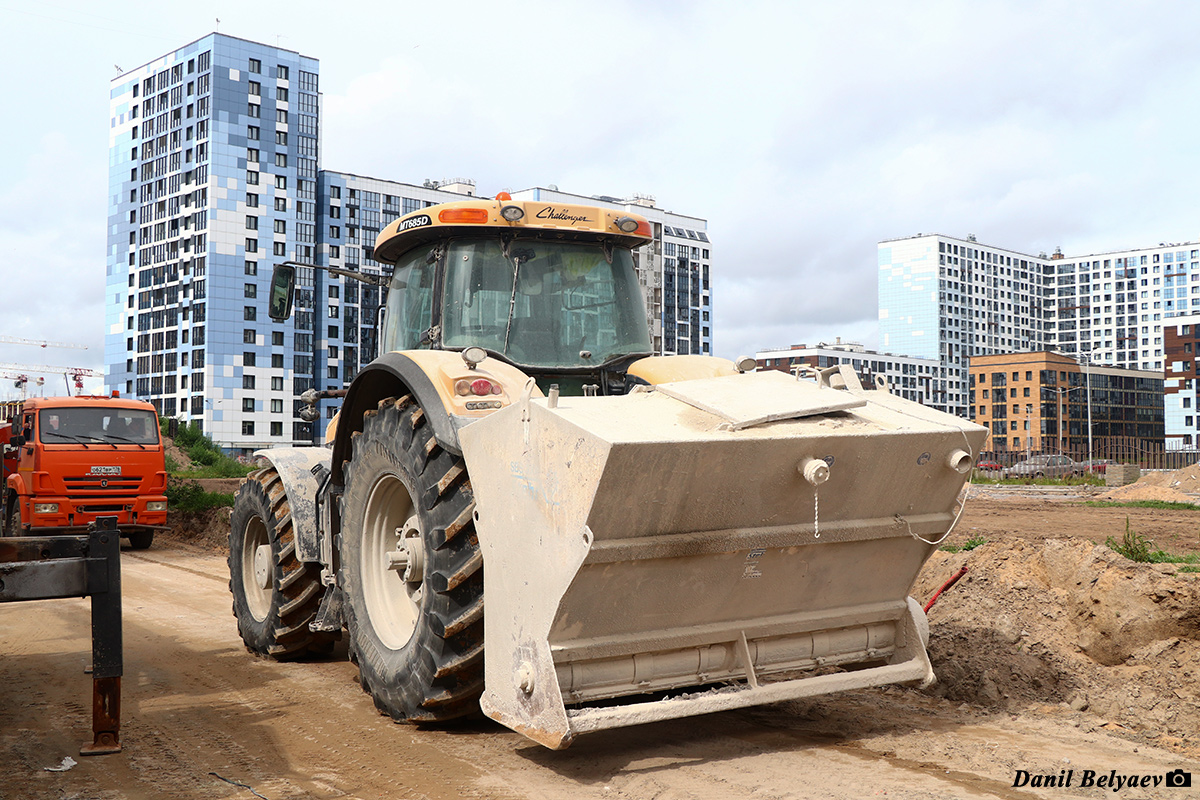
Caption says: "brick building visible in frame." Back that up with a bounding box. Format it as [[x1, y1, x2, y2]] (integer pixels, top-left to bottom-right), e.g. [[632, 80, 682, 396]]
[[969, 351, 1162, 456]]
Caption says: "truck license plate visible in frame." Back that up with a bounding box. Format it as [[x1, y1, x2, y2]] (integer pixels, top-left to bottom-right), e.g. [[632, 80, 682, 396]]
[[90, 466, 122, 475]]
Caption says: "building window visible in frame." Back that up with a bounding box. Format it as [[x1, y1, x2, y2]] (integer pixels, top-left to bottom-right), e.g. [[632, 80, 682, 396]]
[[243, 375, 256, 389], [277, 87, 289, 103], [242, 421, 255, 435], [270, 421, 283, 436], [271, 399, 284, 413], [245, 238, 258, 252], [273, 242, 286, 256], [247, 171, 259, 185], [248, 58, 261, 74], [245, 283, 257, 298], [246, 193, 258, 207], [242, 398, 255, 412], [274, 219, 286, 234], [276, 109, 287, 124], [243, 329, 256, 344], [245, 260, 257, 275], [274, 197, 288, 212], [244, 306, 257, 321], [275, 153, 287, 168], [246, 215, 258, 230], [276, 131, 288, 145], [244, 352, 256, 366], [247, 125, 259, 140], [248, 81, 261, 96], [277, 65, 289, 80], [329, 365, 339, 379], [248, 104, 260, 118], [272, 331, 284, 346], [329, 305, 339, 318], [275, 175, 287, 189]]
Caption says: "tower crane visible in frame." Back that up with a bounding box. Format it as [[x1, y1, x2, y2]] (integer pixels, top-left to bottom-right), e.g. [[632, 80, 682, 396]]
[[0, 363, 103, 398], [0, 336, 88, 350]]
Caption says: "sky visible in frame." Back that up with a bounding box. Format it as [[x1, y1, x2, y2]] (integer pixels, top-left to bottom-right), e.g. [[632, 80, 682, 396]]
[[3, 0, 1200, 397]]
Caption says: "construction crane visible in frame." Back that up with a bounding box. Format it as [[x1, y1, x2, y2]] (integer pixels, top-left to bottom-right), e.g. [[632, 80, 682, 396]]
[[0, 336, 88, 350], [0, 363, 103, 398]]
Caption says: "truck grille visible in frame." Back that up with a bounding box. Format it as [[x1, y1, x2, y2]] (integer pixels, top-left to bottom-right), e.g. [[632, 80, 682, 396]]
[[63, 476, 144, 495]]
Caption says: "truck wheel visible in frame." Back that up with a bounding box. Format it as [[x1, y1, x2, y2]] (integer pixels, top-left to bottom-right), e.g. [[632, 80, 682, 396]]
[[126, 530, 154, 550], [3, 501, 20, 537], [340, 395, 483, 722], [228, 467, 332, 659]]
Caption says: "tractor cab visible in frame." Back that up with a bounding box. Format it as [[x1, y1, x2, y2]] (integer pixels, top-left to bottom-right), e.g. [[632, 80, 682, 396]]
[[269, 197, 656, 395]]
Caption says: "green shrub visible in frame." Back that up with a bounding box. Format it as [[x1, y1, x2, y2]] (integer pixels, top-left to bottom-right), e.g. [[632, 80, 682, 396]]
[[941, 535, 987, 553], [1106, 517, 1200, 565], [160, 419, 255, 479], [165, 479, 236, 514]]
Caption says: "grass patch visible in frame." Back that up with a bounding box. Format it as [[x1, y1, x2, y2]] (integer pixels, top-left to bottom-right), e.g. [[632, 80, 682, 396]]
[[1083, 500, 1200, 511], [971, 473, 1103, 487], [165, 479, 236, 514], [161, 417, 255, 479], [1179, 565, 1200, 574], [1105, 518, 1200, 565], [940, 535, 987, 554]]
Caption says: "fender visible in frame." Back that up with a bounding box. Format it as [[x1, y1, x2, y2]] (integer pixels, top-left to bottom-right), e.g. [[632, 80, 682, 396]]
[[252, 446, 331, 565], [6, 472, 27, 500], [627, 354, 739, 385], [329, 350, 535, 487]]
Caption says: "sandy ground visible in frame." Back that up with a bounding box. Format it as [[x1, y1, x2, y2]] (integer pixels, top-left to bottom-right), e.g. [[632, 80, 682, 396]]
[[4, 488, 1200, 799]]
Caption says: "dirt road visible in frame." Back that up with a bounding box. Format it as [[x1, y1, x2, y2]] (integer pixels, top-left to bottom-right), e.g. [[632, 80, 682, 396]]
[[3, 494, 1200, 799]]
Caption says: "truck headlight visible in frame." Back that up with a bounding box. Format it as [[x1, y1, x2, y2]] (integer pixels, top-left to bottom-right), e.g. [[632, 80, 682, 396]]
[[147, 501, 167, 511], [34, 503, 59, 514]]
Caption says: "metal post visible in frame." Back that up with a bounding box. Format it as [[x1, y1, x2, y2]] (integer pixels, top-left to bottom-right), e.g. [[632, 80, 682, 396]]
[[81, 516, 122, 755], [1086, 355, 1094, 467]]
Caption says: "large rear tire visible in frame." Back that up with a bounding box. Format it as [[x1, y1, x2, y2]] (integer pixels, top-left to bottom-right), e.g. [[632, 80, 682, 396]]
[[340, 395, 483, 722], [228, 467, 332, 659]]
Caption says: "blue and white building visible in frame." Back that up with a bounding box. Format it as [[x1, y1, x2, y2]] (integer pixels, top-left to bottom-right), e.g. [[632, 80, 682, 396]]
[[108, 34, 714, 452], [879, 233, 1200, 418], [107, 34, 320, 450]]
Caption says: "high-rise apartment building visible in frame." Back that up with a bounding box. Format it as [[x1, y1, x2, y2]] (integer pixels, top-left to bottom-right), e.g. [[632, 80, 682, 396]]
[[107, 34, 321, 449], [879, 233, 1200, 416], [108, 35, 713, 452]]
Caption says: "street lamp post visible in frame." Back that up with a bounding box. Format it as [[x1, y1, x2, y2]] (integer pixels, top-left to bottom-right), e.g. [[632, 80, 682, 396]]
[[1056, 385, 1085, 456]]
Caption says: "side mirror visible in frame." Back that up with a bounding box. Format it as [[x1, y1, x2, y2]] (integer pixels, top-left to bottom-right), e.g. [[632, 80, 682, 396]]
[[268, 264, 297, 321], [10, 435, 24, 448]]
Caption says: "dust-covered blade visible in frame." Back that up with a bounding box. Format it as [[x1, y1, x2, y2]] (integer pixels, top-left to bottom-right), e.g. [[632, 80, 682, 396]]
[[458, 374, 986, 749], [653, 370, 865, 430]]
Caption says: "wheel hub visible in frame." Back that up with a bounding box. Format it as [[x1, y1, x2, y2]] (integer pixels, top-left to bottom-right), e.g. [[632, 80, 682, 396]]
[[254, 544, 273, 590], [387, 516, 425, 584]]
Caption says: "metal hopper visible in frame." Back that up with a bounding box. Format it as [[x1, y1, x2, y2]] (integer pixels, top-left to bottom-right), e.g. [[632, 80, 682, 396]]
[[458, 368, 987, 749]]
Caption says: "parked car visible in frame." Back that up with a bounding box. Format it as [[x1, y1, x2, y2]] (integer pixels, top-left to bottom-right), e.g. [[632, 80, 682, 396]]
[[1080, 459, 1115, 475], [1002, 454, 1080, 479], [975, 458, 1003, 472]]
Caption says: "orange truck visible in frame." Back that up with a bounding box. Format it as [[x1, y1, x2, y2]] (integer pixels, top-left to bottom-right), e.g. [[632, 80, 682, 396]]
[[0, 395, 168, 549]]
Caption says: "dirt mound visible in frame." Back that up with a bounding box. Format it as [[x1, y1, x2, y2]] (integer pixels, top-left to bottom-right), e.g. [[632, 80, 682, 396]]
[[916, 537, 1200, 743], [1099, 483, 1198, 504], [167, 506, 232, 551], [1102, 462, 1200, 502]]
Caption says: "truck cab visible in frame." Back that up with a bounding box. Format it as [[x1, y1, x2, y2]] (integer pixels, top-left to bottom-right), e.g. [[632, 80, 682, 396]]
[[1, 395, 168, 549]]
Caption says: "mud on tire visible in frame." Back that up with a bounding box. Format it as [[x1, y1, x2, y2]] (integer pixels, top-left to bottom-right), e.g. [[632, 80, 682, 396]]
[[229, 467, 331, 659], [340, 395, 483, 722]]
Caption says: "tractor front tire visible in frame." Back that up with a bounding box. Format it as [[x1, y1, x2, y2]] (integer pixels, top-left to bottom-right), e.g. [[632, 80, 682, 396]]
[[228, 467, 331, 659], [340, 395, 483, 722]]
